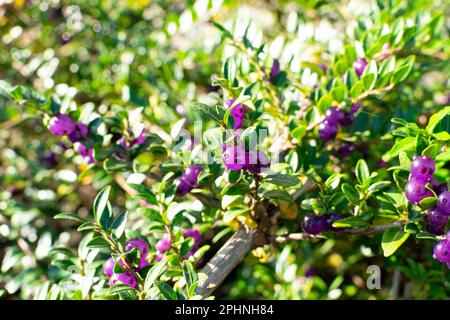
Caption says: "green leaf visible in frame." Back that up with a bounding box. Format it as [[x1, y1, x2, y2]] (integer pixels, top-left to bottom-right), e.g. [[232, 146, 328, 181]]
[[86, 237, 110, 249], [182, 260, 198, 296], [144, 260, 167, 291], [381, 228, 410, 257], [228, 169, 243, 184], [103, 158, 129, 173], [264, 174, 300, 187], [419, 196, 437, 209], [127, 183, 158, 205], [332, 217, 369, 228], [188, 101, 224, 124], [384, 136, 416, 159], [93, 186, 111, 226], [341, 183, 359, 204], [426, 106, 450, 133], [54, 213, 86, 223], [155, 281, 177, 300], [108, 284, 135, 295], [325, 173, 342, 191], [355, 159, 370, 185], [260, 189, 293, 203], [111, 211, 128, 238]]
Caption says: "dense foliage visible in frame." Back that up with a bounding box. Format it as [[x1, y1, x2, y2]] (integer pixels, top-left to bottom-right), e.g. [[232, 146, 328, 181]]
[[0, 0, 449, 300]]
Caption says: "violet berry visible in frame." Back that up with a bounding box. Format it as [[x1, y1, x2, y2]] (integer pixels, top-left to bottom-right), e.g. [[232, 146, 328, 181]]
[[435, 183, 448, 196], [437, 191, 450, 216], [427, 208, 448, 235], [410, 155, 435, 181], [225, 99, 245, 130], [184, 165, 204, 187], [318, 120, 338, 142], [404, 179, 433, 205], [223, 145, 246, 171], [270, 58, 280, 83], [433, 240, 450, 263], [339, 112, 354, 127], [176, 165, 204, 196], [325, 213, 346, 231], [68, 123, 88, 143], [177, 177, 194, 196], [339, 142, 356, 157], [103, 257, 115, 277], [109, 272, 137, 288], [353, 58, 368, 78], [155, 234, 171, 254], [42, 150, 58, 168], [301, 215, 328, 235], [49, 113, 76, 136], [325, 107, 345, 125], [183, 228, 201, 257], [124, 238, 149, 258], [244, 149, 270, 174], [132, 129, 147, 145], [350, 101, 362, 114]]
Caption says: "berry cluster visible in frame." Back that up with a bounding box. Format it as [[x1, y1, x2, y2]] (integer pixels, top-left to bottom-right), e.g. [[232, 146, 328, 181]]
[[301, 213, 345, 235], [102, 238, 150, 288], [222, 99, 269, 173], [433, 232, 450, 268], [404, 155, 449, 235], [318, 103, 360, 142], [154, 228, 201, 261], [222, 145, 269, 173], [176, 164, 204, 196], [48, 113, 93, 164]]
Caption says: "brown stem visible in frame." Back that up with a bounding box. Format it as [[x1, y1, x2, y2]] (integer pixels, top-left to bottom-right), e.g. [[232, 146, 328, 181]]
[[196, 225, 257, 298]]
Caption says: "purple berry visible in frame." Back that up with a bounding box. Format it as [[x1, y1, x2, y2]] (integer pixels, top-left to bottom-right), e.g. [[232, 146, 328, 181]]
[[155, 234, 171, 254], [132, 129, 147, 145], [427, 208, 448, 235], [377, 160, 389, 168], [325, 213, 346, 231], [183, 228, 201, 257], [74, 143, 95, 164], [225, 99, 245, 130], [49, 114, 76, 136], [184, 165, 204, 186], [339, 142, 355, 157], [42, 150, 58, 168], [410, 155, 435, 181], [339, 112, 354, 127], [223, 145, 246, 171], [176, 176, 194, 196], [433, 240, 450, 263], [433, 181, 448, 195], [109, 272, 137, 288], [353, 58, 368, 78], [437, 191, 450, 216], [244, 149, 270, 174], [68, 123, 88, 143], [350, 101, 362, 114], [318, 120, 338, 142], [270, 58, 280, 83], [305, 268, 316, 278], [325, 107, 345, 125], [301, 215, 328, 235], [124, 238, 149, 258], [103, 257, 115, 277], [404, 179, 433, 205]]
